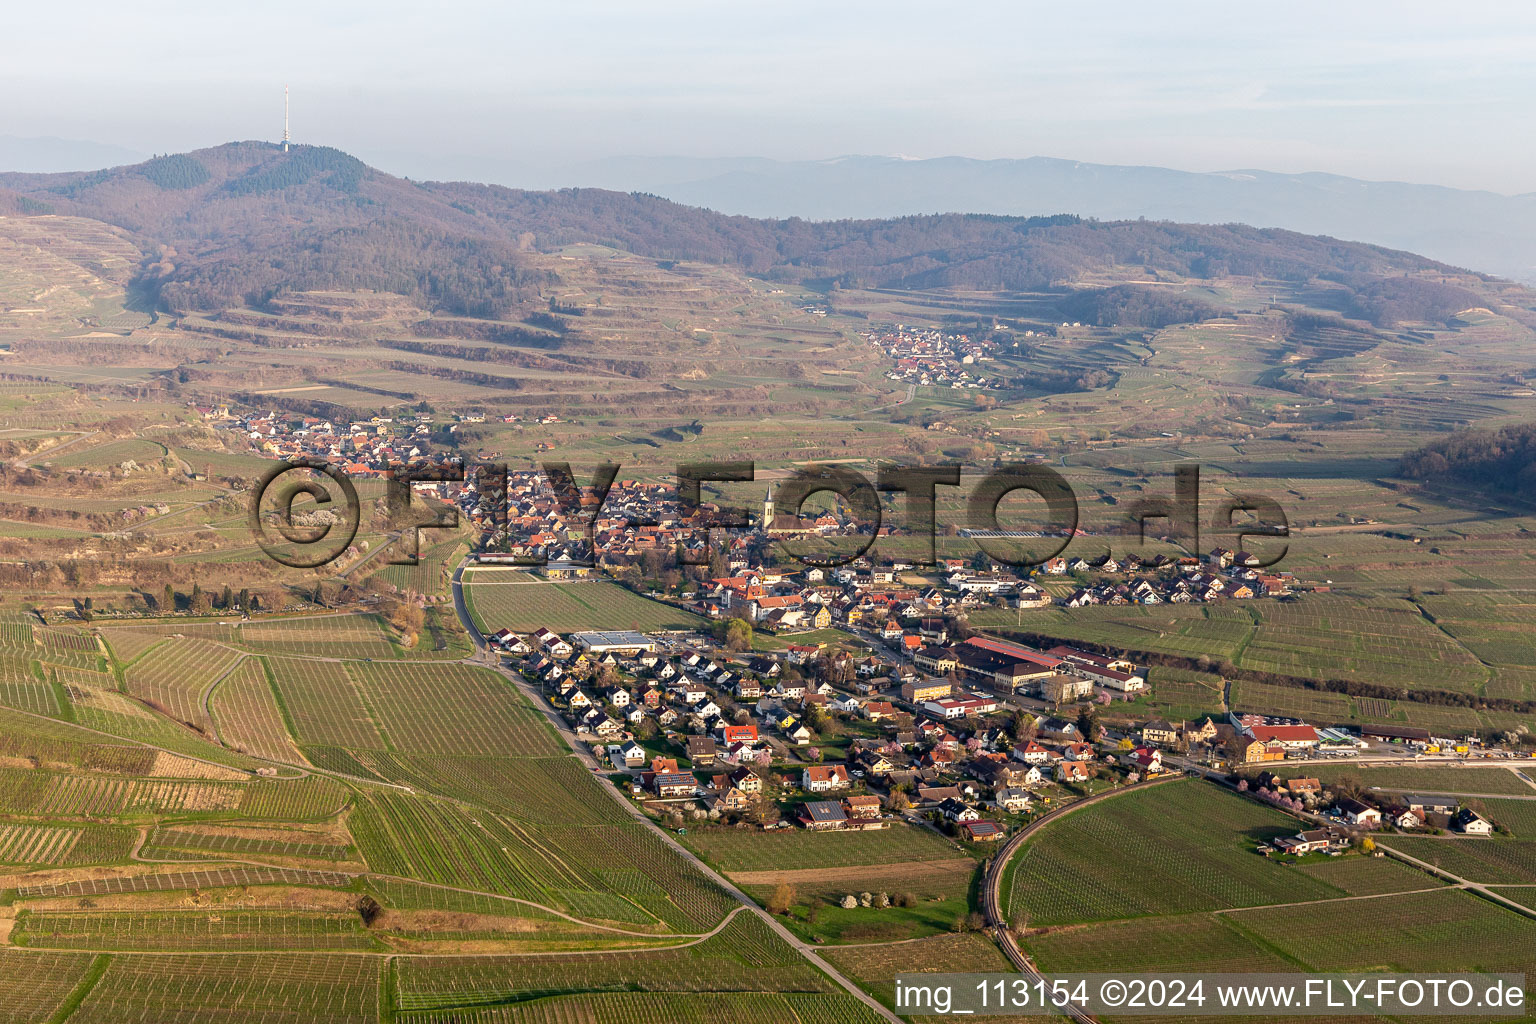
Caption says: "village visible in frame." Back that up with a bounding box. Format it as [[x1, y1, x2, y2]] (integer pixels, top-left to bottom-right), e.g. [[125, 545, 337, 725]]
[[863, 323, 1005, 390], [481, 607, 1508, 856], [215, 404, 1513, 857]]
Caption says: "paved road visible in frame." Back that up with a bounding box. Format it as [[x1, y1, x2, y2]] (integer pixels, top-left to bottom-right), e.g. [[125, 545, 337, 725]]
[[452, 561, 904, 1024], [981, 775, 1187, 1024]]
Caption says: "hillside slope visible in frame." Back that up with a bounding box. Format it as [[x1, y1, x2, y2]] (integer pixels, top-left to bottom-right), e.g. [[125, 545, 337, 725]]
[[0, 142, 1520, 327]]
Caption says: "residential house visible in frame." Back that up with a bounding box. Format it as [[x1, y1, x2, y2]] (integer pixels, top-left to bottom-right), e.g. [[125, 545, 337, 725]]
[[1334, 797, 1382, 827], [718, 724, 759, 746], [729, 766, 764, 793], [686, 735, 718, 767], [960, 820, 1005, 842], [1183, 717, 1220, 746], [706, 786, 753, 814], [1012, 741, 1051, 765], [1285, 777, 1322, 798], [653, 772, 697, 798], [1272, 829, 1334, 855], [1455, 809, 1493, 835], [1406, 795, 1458, 816], [803, 764, 851, 792], [1056, 761, 1093, 784], [799, 800, 849, 831], [939, 797, 980, 822], [844, 794, 882, 820]]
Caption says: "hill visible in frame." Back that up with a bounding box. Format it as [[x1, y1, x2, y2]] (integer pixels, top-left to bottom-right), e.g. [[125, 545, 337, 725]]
[[502, 153, 1536, 285], [1401, 422, 1536, 497], [0, 142, 1513, 327]]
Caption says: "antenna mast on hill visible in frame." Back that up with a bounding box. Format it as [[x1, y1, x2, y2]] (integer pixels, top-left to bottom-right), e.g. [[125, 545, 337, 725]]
[[282, 86, 290, 152]]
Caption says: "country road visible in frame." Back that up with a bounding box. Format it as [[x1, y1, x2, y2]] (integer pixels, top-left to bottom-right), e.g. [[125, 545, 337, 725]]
[[981, 774, 1187, 1024], [451, 561, 905, 1024]]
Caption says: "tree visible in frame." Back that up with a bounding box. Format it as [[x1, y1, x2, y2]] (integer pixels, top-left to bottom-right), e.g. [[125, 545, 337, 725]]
[[164, 583, 176, 612], [767, 882, 795, 915], [355, 894, 383, 927], [1012, 713, 1038, 743], [747, 793, 778, 827], [1360, 836, 1376, 854], [1076, 706, 1101, 743], [722, 617, 753, 653]]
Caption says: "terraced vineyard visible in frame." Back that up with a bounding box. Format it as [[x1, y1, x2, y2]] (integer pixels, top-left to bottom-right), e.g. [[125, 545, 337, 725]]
[[122, 639, 244, 734], [0, 950, 99, 1024], [345, 661, 565, 757], [210, 657, 309, 764], [12, 910, 382, 952], [394, 913, 830, 1010], [66, 952, 383, 1024], [401, 991, 890, 1024], [143, 823, 355, 862], [237, 615, 398, 659], [266, 656, 385, 750], [0, 823, 136, 866]]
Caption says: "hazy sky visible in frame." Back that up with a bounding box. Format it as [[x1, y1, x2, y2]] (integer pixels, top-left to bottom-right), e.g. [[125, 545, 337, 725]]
[[5, 0, 1535, 193]]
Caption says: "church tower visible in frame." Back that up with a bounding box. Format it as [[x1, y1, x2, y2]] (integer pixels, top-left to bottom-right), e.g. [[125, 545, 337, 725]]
[[762, 486, 774, 527]]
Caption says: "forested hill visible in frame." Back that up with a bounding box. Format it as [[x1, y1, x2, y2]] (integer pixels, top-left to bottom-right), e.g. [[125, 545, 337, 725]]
[[1401, 423, 1536, 497], [0, 141, 1515, 322]]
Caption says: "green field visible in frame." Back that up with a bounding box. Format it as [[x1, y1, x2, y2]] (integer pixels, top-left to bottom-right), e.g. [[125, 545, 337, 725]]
[[1008, 781, 1410, 925], [682, 822, 966, 874], [463, 576, 704, 633], [1302, 764, 1536, 796]]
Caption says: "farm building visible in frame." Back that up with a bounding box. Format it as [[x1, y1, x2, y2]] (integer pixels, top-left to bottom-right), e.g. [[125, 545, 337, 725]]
[[571, 630, 658, 655]]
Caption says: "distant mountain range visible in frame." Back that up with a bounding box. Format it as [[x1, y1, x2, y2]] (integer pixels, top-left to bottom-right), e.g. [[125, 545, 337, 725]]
[[487, 155, 1536, 285], [0, 142, 1516, 328], [4, 137, 1534, 284]]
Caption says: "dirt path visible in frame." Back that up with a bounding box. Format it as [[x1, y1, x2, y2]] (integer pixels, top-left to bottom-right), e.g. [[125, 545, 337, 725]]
[[1376, 843, 1536, 920]]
